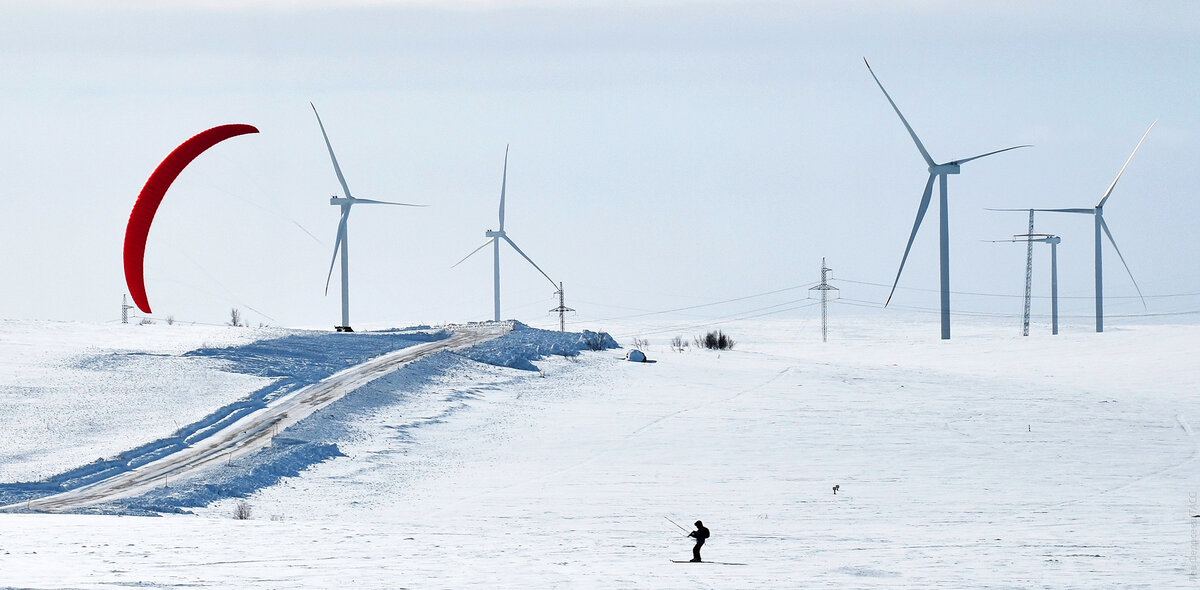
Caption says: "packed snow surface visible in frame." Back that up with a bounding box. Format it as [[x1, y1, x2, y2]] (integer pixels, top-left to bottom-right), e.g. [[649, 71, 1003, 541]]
[[1, 317, 1199, 588]]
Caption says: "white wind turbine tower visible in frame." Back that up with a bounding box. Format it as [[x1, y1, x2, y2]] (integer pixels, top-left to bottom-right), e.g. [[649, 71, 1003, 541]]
[[311, 103, 425, 332], [454, 145, 558, 322], [865, 58, 1031, 340]]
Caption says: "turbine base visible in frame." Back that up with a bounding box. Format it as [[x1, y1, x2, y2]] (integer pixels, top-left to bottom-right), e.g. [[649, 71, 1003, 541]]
[[335, 325, 354, 333]]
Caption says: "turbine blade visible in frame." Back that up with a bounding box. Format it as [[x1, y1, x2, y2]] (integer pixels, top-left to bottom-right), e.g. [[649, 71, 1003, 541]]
[[987, 238, 1051, 244], [1099, 216, 1146, 309], [950, 144, 1032, 166], [311, 103, 353, 199], [886, 174, 936, 307], [1036, 208, 1096, 214], [499, 144, 509, 231], [351, 197, 427, 207], [863, 58, 936, 168], [1097, 120, 1156, 208], [988, 207, 1094, 214], [452, 238, 494, 269], [502, 235, 557, 289], [324, 209, 349, 295]]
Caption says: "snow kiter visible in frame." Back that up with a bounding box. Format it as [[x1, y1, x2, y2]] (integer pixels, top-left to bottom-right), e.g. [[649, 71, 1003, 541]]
[[122, 124, 259, 313]]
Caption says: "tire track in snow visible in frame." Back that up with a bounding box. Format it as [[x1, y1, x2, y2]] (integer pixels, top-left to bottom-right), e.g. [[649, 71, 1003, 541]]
[[1, 325, 508, 513], [1039, 413, 1199, 511], [429, 365, 796, 517], [628, 366, 793, 437]]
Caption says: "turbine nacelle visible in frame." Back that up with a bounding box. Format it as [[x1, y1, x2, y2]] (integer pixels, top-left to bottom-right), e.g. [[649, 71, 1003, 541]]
[[1009, 233, 1061, 245], [929, 163, 961, 175], [485, 229, 503, 238]]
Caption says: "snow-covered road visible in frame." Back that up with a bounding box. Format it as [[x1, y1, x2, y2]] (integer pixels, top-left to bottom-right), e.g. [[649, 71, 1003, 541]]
[[2, 324, 508, 513]]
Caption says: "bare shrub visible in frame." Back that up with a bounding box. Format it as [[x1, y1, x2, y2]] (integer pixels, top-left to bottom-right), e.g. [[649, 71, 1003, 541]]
[[670, 336, 687, 352], [233, 500, 252, 520], [229, 308, 243, 327], [631, 337, 649, 350], [138, 317, 155, 325], [697, 330, 734, 350]]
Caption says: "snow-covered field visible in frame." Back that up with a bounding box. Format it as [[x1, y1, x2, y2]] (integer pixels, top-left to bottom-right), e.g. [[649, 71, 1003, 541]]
[[0, 321, 283, 483], [2, 317, 1199, 588]]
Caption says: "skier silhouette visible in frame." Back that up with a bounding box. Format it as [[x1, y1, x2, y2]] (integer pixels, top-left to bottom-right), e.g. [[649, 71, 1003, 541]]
[[688, 520, 710, 562]]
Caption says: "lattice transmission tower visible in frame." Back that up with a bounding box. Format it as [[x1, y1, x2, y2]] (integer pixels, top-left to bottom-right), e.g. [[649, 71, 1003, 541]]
[[1022, 209, 1035, 336], [549, 282, 574, 332], [121, 294, 135, 324], [808, 258, 840, 342]]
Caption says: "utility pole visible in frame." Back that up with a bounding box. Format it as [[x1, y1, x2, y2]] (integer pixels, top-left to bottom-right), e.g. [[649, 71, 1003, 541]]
[[549, 282, 574, 332], [1022, 209, 1035, 336], [121, 294, 135, 324], [808, 258, 839, 342]]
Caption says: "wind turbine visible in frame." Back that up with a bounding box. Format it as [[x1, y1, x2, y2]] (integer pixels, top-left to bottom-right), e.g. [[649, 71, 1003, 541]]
[[453, 145, 558, 322], [865, 59, 1031, 340], [991, 233, 1062, 335], [311, 103, 425, 332], [992, 121, 1153, 332]]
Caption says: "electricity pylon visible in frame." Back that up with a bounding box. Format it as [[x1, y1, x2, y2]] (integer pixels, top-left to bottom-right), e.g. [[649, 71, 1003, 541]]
[[808, 258, 840, 342], [549, 282, 574, 332]]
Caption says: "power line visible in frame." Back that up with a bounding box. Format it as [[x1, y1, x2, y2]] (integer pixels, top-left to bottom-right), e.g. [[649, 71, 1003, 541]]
[[836, 277, 1200, 300], [588, 282, 820, 322], [835, 297, 1200, 319], [621, 300, 823, 338]]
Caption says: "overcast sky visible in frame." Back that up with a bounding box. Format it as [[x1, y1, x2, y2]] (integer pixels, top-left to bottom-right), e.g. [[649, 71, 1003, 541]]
[[2, 1, 1198, 333]]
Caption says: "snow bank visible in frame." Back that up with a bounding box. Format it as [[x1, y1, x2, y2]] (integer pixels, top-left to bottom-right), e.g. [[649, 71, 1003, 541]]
[[461, 321, 619, 371], [2, 322, 617, 514], [0, 327, 449, 508], [121, 324, 618, 513], [0, 322, 282, 484]]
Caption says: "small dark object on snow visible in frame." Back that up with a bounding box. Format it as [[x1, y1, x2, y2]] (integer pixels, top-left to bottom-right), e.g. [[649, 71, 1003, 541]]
[[833, 484, 840, 495]]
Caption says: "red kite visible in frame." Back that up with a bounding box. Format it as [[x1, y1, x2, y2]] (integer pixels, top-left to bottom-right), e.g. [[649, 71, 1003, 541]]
[[123, 124, 259, 314]]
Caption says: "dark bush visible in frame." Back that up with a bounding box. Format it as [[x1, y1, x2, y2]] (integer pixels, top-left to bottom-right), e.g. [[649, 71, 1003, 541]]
[[697, 330, 734, 350]]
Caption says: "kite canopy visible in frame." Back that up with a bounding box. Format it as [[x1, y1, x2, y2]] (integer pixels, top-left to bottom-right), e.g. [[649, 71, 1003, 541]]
[[123, 124, 259, 314]]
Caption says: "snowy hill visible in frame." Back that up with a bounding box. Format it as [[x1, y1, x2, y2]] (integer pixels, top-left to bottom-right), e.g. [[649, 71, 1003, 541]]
[[1, 318, 1198, 588]]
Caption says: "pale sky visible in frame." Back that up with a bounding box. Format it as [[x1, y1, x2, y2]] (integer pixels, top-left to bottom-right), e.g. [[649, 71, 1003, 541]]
[[2, 1, 1198, 333]]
